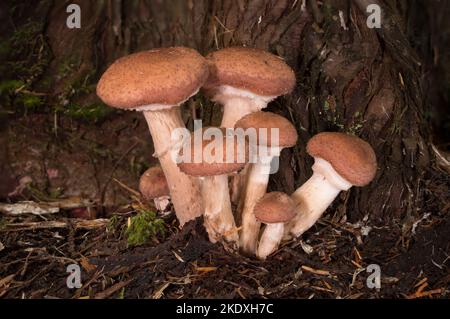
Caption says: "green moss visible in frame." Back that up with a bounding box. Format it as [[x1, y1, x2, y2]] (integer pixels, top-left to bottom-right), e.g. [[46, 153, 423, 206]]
[[346, 111, 364, 135], [4, 21, 49, 78], [0, 80, 25, 95], [107, 214, 120, 234], [18, 94, 44, 110], [58, 57, 80, 79], [0, 20, 51, 114], [0, 218, 8, 231], [118, 288, 125, 299], [62, 102, 114, 122], [125, 210, 166, 247]]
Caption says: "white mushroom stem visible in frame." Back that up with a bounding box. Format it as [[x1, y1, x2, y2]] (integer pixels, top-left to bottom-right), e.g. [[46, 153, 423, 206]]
[[239, 147, 278, 255], [143, 108, 203, 225], [198, 175, 238, 246], [286, 157, 353, 238], [153, 196, 170, 212], [257, 223, 285, 260], [214, 86, 275, 205], [213, 86, 275, 129]]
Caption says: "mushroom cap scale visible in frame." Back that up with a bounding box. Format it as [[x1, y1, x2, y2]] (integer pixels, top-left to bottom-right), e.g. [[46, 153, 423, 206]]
[[254, 192, 296, 223], [204, 47, 296, 97], [139, 165, 170, 200], [97, 47, 209, 109], [307, 132, 377, 187], [234, 111, 298, 148], [178, 128, 249, 177]]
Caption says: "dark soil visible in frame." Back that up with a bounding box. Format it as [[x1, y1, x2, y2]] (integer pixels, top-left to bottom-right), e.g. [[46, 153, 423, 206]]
[[0, 113, 449, 299]]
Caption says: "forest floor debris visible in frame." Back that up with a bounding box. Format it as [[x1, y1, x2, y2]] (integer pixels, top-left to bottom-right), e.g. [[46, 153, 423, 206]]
[[0, 197, 448, 298]]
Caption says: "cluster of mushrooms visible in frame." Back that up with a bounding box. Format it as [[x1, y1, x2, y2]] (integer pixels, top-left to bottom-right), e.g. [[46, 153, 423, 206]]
[[97, 47, 377, 260]]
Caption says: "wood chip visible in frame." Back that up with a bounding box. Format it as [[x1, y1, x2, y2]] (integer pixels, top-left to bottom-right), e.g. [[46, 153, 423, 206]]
[[94, 279, 133, 299], [1, 219, 108, 232], [300, 241, 314, 254], [0, 197, 93, 216], [301, 265, 331, 276], [0, 274, 15, 288], [173, 250, 185, 263], [407, 288, 443, 299], [152, 282, 170, 299], [414, 277, 428, 288], [80, 256, 97, 272], [311, 285, 334, 293], [195, 266, 217, 273]]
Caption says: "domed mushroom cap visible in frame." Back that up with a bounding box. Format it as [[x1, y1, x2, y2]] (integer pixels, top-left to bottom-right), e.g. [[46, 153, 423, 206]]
[[97, 47, 209, 110], [307, 132, 377, 186], [234, 111, 298, 148], [178, 128, 249, 176], [254, 192, 296, 223], [139, 166, 170, 199], [204, 47, 296, 97]]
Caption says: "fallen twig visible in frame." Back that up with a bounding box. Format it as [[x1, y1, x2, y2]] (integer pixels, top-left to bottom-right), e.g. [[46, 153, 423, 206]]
[[94, 279, 133, 299], [407, 288, 444, 299], [0, 197, 93, 216], [1, 219, 108, 232], [301, 265, 331, 277]]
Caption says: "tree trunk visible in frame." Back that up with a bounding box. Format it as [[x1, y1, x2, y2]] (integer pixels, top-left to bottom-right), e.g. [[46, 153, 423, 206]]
[[1, 0, 440, 226]]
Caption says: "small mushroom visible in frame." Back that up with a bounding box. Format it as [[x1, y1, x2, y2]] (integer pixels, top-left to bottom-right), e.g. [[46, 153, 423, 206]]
[[178, 128, 248, 246], [97, 47, 208, 225], [139, 165, 170, 212], [234, 112, 298, 255], [254, 192, 296, 260], [287, 132, 377, 238], [204, 47, 296, 128]]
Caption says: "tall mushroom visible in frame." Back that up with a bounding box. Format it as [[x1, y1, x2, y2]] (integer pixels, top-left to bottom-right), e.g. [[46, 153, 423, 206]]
[[286, 132, 377, 238], [204, 47, 296, 128], [139, 165, 170, 212], [254, 192, 296, 260], [177, 128, 248, 246], [97, 47, 208, 225], [234, 111, 298, 255], [203, 47, 296, 204]]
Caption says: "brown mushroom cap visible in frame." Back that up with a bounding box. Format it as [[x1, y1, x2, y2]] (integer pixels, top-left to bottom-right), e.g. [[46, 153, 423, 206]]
[[204, 47, 296, 97], [234, 111, 298, 148], [307, 132, 377, 186], [178, 128, 249, 176], [139, 165, 170, 199], [254, 192, 296, 223], [97, 47, 209, 110]]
